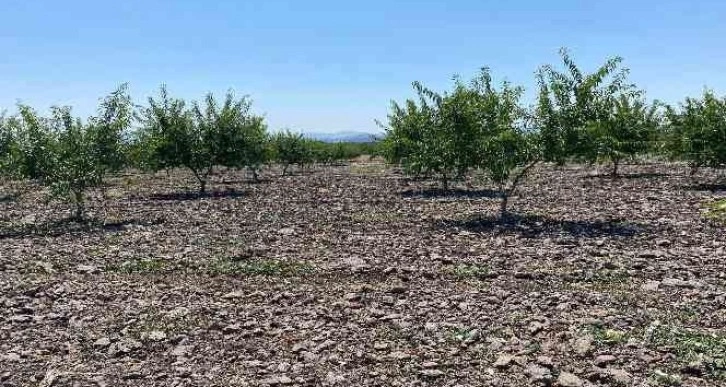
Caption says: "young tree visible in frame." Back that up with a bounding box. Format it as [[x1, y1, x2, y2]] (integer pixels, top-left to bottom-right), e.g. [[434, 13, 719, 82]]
[[272, 130, 310, 175], [468, 69, 540, 217], [41, 85, 133, 220], [536, 48, 633, 164], [665, 90, 726, 174], [140, 87, 267, 193], [586, 93, 661, 176], [382, 80, 478, 190], [0, 114, 17, 195], [141, 86, 210, 193], [44, 107, 101, 219], [12, 105, 55, 180], [240, 117, 270, 181]]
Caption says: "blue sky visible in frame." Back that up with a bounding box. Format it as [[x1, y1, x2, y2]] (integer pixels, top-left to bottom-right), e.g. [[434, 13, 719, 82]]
[[1, 0, 725, 133]]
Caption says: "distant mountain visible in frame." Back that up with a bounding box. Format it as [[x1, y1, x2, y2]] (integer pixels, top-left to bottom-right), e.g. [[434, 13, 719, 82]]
[[303, 131, 383, 143]]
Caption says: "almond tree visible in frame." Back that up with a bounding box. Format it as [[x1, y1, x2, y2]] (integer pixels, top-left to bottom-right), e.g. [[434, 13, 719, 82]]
[[42, 85, 133, 220], [665, 90, 726, 175], [586, 92, 661, 176], [382, 80, 478, 190], [139, 87, 267, 193], [272, 130, 310, 176], [468, 69, 540, 217], [536, 49, 632, 165], [140, 86, 210, 193]]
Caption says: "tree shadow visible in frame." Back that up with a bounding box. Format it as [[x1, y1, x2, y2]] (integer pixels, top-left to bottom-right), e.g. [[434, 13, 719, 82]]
[[400, 188, 501, 199], [220, 178, 270, 185], [0, 193, 21, 203], [583, 172, 670, 180], [435, 213, 647, 238], [684, 183, 726, 192], [0, 217, 165, 240], [147, 189, 246, 201]]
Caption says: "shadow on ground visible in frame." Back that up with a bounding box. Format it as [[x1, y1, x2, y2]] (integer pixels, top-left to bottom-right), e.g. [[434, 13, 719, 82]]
[[401, 188, 501, 199], [684, 183, 726, 192], [435, 212, 647, 238], [220, 178, 270, 186], [583, 172, 671, 180], [147, 189, 246, 201], [0, 217, 165, 240], [0, 193, 21, 203]]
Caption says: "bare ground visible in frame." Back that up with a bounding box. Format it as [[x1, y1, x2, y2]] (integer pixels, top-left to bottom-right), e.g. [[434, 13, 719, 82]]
[[1, 163, 725, 386]]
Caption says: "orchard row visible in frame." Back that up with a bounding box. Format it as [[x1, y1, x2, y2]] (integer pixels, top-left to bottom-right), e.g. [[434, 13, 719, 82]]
[[380, 49, 726, 216]]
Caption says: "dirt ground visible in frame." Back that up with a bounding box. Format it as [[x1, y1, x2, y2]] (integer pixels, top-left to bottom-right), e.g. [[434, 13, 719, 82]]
[[1, 162, 725, 386]]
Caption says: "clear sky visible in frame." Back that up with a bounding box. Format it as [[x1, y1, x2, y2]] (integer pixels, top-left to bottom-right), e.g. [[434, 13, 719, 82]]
[[1, 0, 725, 133]]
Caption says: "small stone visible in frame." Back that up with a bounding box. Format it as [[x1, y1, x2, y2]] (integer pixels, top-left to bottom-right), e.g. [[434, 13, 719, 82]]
[[301, 351, 319, 362], [556, 372, 584, 387], [529, 322, 546, 335], [655, 239, 671, 247], [314, 339, 336, 352], [389, 285, 407, 294], [594, 354, 617, 366], [222, 324, 241, 333], [278, 227, 295, 236], [145, 330, 167, 342], [463, 328, 481, 344], [536, 356, 554, 368], [607, 368, 632, 385], [222, 291, 245, 299], [525, 363, 552, 382], [641, 280, 660, 292], [9, 315, 32, 323], [324, 372, 345, 384], [93, 337, 112, 348], [638, 250, 663, 259], [261, 375, 293, 385], [108, 339, 142, 357], [388, 351, 411, 360], [277, 362, 291, 373], [420, 369, 444, 377], [373, 342, 388, 350], [2, 352, 21, 362], [171, 345, 191, 357], [493, 354, 514, 369], [76, 264, 99, 274], [344, 293, 361, 302], [574, 337, 593, 356], [661, 278, 705, 289], [422, 361, 439, 368]]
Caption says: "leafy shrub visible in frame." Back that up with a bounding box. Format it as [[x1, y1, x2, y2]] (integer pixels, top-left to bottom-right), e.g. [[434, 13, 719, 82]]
[[271, 130, 310, 175], [586, 93, 662, 175], [664, 90, 726, 174], [382, 68, 539, 216], [137, 86, 267, 193], [535, 49, 636, 166]]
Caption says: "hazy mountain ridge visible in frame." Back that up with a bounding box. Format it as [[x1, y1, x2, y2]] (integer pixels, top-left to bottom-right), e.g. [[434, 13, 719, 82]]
[[303, 131, 383, 143]]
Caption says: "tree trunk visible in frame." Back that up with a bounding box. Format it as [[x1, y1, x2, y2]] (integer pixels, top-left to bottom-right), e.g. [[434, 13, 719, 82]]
[[441, 174, 449, 191], [611, 159, 619, 177], [690, 164, 699, 176], [500, 194, 509, 220], [282, 164, 289, 176], [251, 168, 259, 182], [73, 191, 85, 221], [199, 179, 207, 195]]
